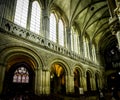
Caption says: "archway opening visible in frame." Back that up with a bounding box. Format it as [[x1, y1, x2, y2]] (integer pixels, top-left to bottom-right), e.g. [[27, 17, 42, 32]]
[[74, 68, 80, 95], [3, 55, 36, 98], [50, 63, 66, 94], [86, 71, 91, 91], [95, 73, 99, 91]]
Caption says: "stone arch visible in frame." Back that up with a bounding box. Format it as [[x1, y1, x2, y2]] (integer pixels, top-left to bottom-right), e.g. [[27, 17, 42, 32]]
[[48, 58, 71, 94], [48, 58, 71, 75], [0, 45, 44, 95], [72, 64, 84, 76], [95, 71, 101, 90], [86, 69, 93, 91], [0, 46, 44, 70], [50, 5, 69, 27]]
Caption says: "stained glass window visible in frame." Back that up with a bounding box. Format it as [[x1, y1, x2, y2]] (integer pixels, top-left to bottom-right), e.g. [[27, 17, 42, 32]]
[[13, 67, 29, 83], [14, 0, 29, 28]]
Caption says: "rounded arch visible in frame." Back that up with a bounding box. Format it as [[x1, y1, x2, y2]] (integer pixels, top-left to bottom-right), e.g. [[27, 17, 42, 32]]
[[48, 58, 71, 75], [72, 64, 85, 77], [86, 69, 93, 91], [49, 59, 70, 94], [95, 71, 101, 90], [0, 45, 44, 70], [0, 45, 44, 97], [86, 68, 93, 78]]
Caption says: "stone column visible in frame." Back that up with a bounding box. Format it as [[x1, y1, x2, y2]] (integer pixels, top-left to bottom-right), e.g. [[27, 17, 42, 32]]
[[79, 37, 84, 57], [35, 68, 43, 95], [3, 0, 16, 21], [26, 1, 32, 30], [66, 74, 74, 94], [0, 64, 6, 94], [79, 76, 84, 94], [0, 0, 7, 25], [42, 71, 46, 94], [41, 8, 50, 38], [81, 75, 87, 91], [91, 75, 96, 91], [45, 71, 50, 94], [89, 41, 93, 61], [66, 27, 71, 51]]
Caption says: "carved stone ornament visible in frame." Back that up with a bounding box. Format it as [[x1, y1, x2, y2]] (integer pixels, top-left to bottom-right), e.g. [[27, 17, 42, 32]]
[[110, 21, 120, 35], [114, 2, 120, 16]]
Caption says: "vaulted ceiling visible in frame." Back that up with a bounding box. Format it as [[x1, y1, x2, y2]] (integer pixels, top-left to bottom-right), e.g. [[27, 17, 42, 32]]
[[51, 0, 117, 53]]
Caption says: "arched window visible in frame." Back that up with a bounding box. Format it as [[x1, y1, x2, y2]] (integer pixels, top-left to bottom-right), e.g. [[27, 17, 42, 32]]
[[14, 0, 29, 28], [71, 27, 79, 53], [13, 67, 29, 83], [92, 44, 97, 62], [58, 19, 64, 46], [30, 1, 41, 34], [83, 37, 90, 58], [50, 13, 56, 42], [86, 38, 90, 59], [83, 36, 87, 57]]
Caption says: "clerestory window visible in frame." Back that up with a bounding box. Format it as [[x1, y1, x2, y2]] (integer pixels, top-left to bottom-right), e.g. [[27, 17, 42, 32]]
[[50, 13, 57, 43], [58, 19, 64, 46], [30, 1, 41, 34], [14, 0, 29, 28]]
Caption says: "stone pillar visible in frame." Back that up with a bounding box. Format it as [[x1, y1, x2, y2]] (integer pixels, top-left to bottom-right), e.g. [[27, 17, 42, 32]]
[[0, 0, 7, 25], [79, 37, 84, 57], [66, 27, 71, 50], [41, 8, 50, 38], [66, 74, 74, 94], [79, 76, 84, 94], [26, 1, 32, 30], [91, 75, 96, 91], [89, 41, 93, 61], [81, 76, 87, 91], [40, 70, 50, 95], [35, 68, 42, 95], [42, 71, 46, 94], [45, 71, 50, 94], [0, 64, 6, 94], [3, 0, 16, 21]]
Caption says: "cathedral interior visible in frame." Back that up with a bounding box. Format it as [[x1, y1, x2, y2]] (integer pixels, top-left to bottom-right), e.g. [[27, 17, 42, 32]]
[[0, 0, 120, 100]]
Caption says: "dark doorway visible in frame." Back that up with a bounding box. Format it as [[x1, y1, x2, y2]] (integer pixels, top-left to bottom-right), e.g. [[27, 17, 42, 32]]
[[74, 69, 80, 95], [86, 71, 91, 91], [95, 74, 99, 91], [50, 63, 66, 94]]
